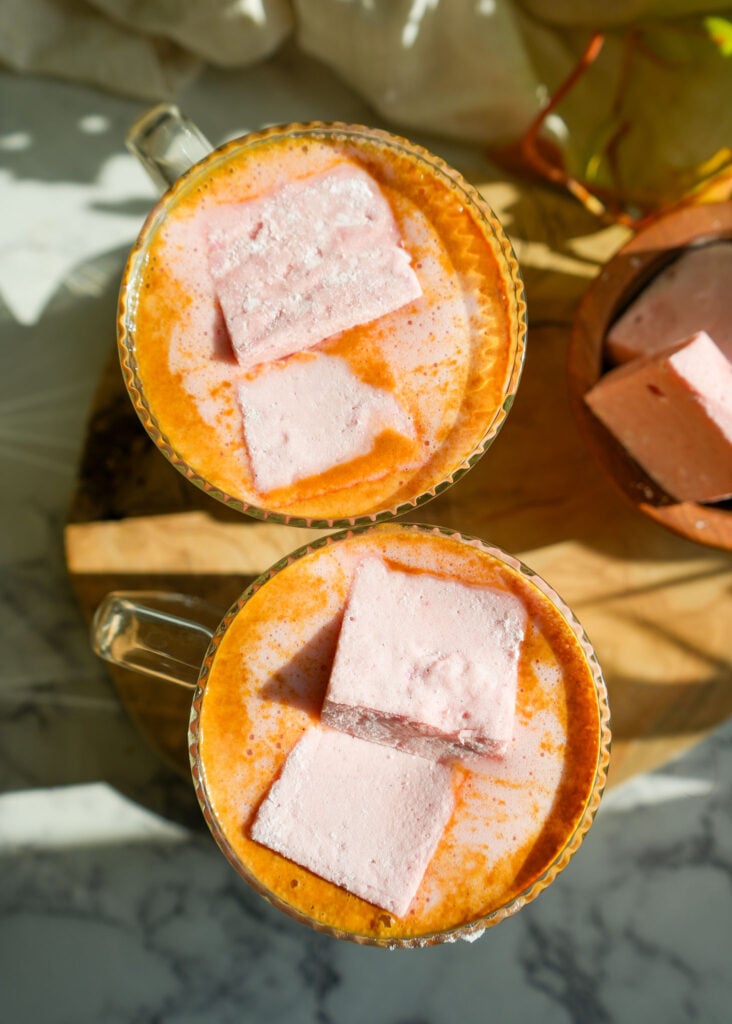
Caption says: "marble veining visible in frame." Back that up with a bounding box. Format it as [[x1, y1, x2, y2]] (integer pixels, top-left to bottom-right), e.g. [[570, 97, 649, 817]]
[[0, 55, 730, 1024], [4, 741, 731, 1024]]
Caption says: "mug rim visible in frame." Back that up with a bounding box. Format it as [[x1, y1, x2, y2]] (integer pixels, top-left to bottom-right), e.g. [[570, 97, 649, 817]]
[[117, 120, 527, 529], [187, 520, 611, 948]]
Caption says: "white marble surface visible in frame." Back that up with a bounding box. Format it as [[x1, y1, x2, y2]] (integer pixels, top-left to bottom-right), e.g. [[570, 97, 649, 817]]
[[1, 51, 731, 1024]]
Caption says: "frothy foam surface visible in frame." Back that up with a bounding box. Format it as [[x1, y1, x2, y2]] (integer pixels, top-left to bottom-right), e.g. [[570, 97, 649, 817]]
[[197, 527, 602, 942], [129, 128, 520, 520]]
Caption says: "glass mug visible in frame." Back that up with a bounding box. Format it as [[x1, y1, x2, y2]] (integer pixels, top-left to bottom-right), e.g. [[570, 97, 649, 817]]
[[119, 106, 527, 528], [92, 522, 611, 948]]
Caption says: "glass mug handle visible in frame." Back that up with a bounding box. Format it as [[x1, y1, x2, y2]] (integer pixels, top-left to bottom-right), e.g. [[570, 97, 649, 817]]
[[91, 592, 224, 689], [126, 104, 214, 193]]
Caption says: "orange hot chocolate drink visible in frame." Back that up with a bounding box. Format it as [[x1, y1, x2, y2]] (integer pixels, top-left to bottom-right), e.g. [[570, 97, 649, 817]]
[[120, 123, 526, 525], [190, 524, 610, 947]]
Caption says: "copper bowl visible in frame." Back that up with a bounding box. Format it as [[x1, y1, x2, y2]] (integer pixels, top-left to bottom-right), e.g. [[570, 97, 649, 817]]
[[568, 202, 732, 551]]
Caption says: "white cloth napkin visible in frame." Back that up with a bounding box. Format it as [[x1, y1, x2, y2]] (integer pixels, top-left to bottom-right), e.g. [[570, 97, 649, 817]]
[[0, 0, 293, 99], [2, 0, 730, 208]]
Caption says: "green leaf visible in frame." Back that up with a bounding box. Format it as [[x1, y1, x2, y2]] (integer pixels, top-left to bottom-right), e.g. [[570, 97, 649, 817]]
[[705, 17, 732, 57]]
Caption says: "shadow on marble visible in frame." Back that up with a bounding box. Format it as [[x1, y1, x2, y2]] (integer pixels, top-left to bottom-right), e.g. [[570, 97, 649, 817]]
[[1, 724, 730, 1024]]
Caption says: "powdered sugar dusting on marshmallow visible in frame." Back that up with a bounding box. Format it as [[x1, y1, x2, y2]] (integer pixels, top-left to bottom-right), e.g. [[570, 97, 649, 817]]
[[236, 352, 417, 493], [322, 558, 527, 759], [250, 726, 455, 916], [206, 163, 422, 370]]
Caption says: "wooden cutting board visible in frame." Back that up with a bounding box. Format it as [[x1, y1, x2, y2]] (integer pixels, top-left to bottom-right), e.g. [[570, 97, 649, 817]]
[[64, 177, 732, 788]]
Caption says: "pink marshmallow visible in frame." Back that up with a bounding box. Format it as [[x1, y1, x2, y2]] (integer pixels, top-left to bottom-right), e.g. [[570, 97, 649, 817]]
[[606, 242, 732, 365], [322, 558, 527, 760], [249, 726, 455, 917], [585, 330, 732, 502], [206, 163, 422, 370], [236, 352, 417, 493]]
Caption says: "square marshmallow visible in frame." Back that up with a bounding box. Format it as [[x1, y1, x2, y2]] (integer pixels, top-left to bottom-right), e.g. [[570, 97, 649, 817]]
[[250, 726, 455, 916], [585, 331, 732, 502], [606, 242, 732, 365], [207, 163, 422, 371], [322, 558, 527, 759], [236, 352, 416, 493]]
